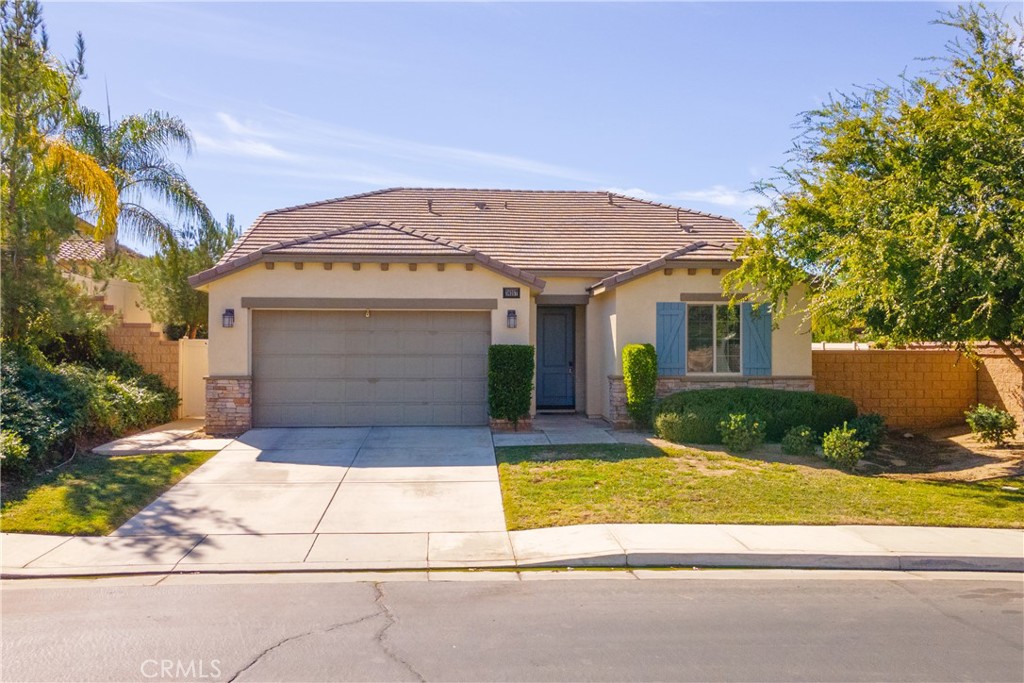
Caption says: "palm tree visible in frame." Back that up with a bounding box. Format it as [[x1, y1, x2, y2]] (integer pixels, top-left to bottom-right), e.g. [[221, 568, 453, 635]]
[[71, 108, 212, 253]]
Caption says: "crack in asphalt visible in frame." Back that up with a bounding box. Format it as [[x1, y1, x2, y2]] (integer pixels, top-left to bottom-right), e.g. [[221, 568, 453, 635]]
[[373, 581, 427, 683], [227, 608, 382, 682]]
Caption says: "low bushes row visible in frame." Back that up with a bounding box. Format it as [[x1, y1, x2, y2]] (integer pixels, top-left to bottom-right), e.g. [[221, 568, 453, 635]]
[[0, 345, 179, 481], [654, 387, 857, 444]]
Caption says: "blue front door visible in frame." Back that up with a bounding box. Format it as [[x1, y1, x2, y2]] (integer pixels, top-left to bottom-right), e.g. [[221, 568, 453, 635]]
[[537, 307, 575, 409]]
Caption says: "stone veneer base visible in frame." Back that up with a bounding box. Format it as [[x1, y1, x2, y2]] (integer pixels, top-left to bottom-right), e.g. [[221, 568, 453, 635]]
[[206, 376, 252, 436], [608, 375, 816, 428]]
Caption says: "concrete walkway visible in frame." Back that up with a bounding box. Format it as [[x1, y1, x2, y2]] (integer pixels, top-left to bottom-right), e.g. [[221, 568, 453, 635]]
[[3, 524, 1021, 578], [113, 426, 506, 536], [92, 418, 233, 455], [494, 415, 630, 446]]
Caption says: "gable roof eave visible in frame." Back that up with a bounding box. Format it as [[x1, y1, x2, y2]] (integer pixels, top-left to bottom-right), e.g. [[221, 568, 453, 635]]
[[189, 220, 546, 291], [587, 242, 727, 295]]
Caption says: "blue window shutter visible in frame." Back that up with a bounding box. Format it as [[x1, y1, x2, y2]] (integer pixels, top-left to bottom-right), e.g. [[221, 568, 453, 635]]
[[741, 303, 772, 376], [656, 302, 686, 376]]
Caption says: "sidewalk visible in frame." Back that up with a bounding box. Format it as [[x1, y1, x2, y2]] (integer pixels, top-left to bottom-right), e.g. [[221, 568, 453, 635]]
[[3, 524, 1021, 578], [91, 418, 233, 455]]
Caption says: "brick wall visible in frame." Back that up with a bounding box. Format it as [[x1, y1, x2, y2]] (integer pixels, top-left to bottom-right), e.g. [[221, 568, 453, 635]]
[[812, 349, 977, 430], [106, 322, 180, 390], [609, 375, 815, 428], [206, 377, 252, 436], [977, 346, 1024, 427]]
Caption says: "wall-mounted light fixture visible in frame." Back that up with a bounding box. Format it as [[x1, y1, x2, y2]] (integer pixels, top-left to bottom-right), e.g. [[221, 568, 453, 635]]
[[365, 309, 371, 318], [222, 309, 235, 328], [506, 309, 518, 329]]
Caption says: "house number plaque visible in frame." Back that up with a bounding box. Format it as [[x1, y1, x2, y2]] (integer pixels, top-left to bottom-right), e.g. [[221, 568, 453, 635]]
[[502, 287, 521, 299]]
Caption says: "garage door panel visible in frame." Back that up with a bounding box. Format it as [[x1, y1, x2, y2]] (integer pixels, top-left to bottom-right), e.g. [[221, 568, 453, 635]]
[[252, 310, 490, 427]]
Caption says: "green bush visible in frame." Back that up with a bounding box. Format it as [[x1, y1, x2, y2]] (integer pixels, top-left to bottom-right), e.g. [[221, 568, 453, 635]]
[[849, 413, 886, 450], [1, 429, 33, 479], [0, 347, 179, 481], [488, 344, 535, 428], [654, 387, 858, 444], [965, 404, 1018, 447], [622, 343, 657, 429], [821, 423, 867, 470], [718, 413, 765, 452], [781, 425, 818, 457], [654, 412, 689, 443]]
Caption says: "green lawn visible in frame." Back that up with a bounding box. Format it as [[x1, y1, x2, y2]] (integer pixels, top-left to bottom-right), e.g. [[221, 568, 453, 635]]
[[1, 451, 216, 535], [495, 443, 1024, 530]]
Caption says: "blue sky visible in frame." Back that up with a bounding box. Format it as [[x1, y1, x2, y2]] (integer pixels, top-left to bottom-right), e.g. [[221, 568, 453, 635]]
[[40, 1, 1016, 253]]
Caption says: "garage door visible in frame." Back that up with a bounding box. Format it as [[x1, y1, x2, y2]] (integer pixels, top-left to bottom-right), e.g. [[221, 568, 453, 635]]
[[252, 310, 490, 427]]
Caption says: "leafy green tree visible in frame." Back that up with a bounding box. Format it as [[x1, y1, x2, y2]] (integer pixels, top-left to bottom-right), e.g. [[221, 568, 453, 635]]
[[724, 5, 1024, 390], [1, 0, 118, 344], [71, 107, 212, 252], [131, 214, 237, 339]]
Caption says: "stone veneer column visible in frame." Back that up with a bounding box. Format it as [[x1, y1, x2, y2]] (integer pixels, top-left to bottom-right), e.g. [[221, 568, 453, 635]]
[[206, 376, 252, 436]]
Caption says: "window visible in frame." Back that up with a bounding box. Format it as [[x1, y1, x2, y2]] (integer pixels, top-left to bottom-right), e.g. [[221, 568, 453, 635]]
[[686, 303, 740, 373]]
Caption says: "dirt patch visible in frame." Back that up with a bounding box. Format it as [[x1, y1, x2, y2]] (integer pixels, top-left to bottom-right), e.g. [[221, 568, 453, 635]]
[[863, 427, 1024, 481]]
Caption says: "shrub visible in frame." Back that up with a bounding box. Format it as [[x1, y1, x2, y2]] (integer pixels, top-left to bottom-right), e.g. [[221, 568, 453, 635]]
[[654, 387, 857, 444], [849, 413, 886, 450], [821, 423, 867, 470], [718, 413, 765, 452], [781, 425, 818, 457], [622, 343, 657, 429], [0, 346, 179, 481], [965, 404, 1018, 447], [654, 412, 689, 443], [488, 344, 534, 428], [1, 430, 32, 479]]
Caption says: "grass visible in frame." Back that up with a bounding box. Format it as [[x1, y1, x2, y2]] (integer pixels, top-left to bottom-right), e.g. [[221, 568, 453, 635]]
[[1, 451, 216, 536], [495, 443, 1024, 530]]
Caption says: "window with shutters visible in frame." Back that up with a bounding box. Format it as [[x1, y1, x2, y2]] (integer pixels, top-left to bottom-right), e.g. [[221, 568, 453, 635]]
[[685, 303, 741, 374]]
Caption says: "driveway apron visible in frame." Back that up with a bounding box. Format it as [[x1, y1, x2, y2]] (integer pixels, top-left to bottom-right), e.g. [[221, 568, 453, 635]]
[[113, 426, 506, 536]]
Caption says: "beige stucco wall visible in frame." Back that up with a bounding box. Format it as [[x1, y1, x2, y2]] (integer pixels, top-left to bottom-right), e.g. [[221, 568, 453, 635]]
[[583, 269, 811, 417], [205, 261, 532, 378]]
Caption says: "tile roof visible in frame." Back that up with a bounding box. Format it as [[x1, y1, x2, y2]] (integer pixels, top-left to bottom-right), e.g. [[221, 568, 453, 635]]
[[214, 188, 745, 276], [56, 235, 143, 261], [56, 236, 106, 262]]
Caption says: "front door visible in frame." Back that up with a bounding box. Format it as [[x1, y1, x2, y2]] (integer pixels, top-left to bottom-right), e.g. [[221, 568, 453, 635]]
[[537, 306, 575, 409]]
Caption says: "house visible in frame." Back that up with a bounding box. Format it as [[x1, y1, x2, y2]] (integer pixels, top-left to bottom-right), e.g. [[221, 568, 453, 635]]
[[189, 188, 812, 435]]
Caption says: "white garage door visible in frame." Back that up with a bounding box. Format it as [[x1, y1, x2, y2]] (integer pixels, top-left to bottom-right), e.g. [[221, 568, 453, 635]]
[[252, 310, 490, 427]]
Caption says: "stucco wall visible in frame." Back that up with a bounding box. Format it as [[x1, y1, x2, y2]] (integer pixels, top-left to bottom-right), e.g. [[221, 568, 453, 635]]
[[205, 261, 533, 378], [599, 269, 812, 379]]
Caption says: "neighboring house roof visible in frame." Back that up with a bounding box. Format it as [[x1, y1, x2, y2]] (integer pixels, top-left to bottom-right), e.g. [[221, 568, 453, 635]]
[[190, 221, 545, 290], [56, 234, 143, 262]]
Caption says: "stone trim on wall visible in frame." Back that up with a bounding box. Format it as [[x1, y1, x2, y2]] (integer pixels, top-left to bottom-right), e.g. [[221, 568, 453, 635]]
[[608, 375, 816, 428], [206, 376, 252, 436]]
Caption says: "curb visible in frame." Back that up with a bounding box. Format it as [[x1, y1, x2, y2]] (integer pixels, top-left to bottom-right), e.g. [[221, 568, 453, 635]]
[[4, 552, 1021, 580]]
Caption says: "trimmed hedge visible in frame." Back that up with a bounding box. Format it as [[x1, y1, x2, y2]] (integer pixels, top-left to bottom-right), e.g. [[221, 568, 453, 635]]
[[488, 344, 535, 427], [654, 387, 858, 444], [622, 343, 657, 428]]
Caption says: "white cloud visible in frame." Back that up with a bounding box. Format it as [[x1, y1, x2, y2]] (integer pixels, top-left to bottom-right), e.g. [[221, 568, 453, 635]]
[[193, 131, 298, 161], [672, 185, 756, 210]]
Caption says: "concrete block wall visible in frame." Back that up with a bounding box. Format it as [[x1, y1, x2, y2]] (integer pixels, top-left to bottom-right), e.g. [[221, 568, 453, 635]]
[[812, 349, 977, 430], [106, 321, 180, 390], [977, 345, 1024, 428]]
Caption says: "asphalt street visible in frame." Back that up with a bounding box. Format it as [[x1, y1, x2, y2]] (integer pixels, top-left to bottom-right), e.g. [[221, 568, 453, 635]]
[[2, 571, 1021, 682]]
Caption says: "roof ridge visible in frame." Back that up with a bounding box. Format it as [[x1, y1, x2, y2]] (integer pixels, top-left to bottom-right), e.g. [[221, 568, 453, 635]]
[[263, 188, 404, 215], [607, 192, 745, 226]]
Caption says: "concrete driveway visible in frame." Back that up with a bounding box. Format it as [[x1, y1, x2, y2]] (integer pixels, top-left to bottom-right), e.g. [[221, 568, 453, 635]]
[[114, 427, 506, 536]]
